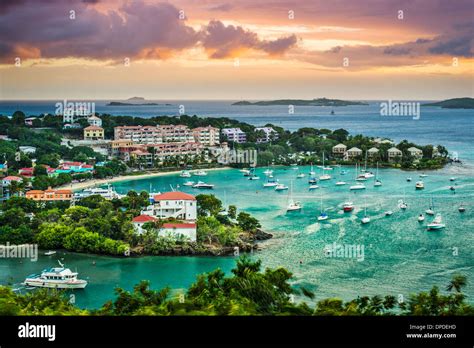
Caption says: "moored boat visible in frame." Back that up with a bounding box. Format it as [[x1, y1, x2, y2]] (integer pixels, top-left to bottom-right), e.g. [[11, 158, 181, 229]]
[[23, 262, 87, 289], [427, 214, 445, 230]]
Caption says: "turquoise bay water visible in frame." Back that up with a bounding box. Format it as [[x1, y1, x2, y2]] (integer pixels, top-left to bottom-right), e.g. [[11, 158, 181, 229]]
[[1, 164, 473, 308]]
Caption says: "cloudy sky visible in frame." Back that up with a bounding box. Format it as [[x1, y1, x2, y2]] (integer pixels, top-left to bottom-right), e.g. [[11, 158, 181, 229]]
[[0, 0, 472, 100]]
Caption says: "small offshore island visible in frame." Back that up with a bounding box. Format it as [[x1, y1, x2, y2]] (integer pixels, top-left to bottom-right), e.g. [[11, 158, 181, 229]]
[[422, 97, 474, 109], [106, 97, 171, 106], [232, 98, 368, 106]]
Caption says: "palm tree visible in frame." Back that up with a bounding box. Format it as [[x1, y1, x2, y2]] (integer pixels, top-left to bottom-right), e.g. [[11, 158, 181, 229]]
[[446, 274, 467, 293]]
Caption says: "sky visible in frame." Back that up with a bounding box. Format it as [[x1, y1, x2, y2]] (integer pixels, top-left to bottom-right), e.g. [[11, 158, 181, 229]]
[[0, 0, 473, 100]]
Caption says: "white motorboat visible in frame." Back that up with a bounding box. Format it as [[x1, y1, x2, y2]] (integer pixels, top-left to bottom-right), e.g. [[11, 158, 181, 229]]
[[275, 184, 289, 191], [361, 216, 370, 224], [263, 178, 278, 187], [308, 184, 319, 190], [23, 261, 87, 289], [427, 214, 445, 230], [419, 173, 428, 178], [418, 214, 425, 222], [194, 170, 207, 176], [350, 184, 366, 190], [74, 185, 124, 200], [450, 177, 456, 182], [406, 177, 412, 182], [179, 170, 191, 178], [459, 205, 466, 212], [343, 202, 354, 212], [183, 181, 195, 186], [415, 181, 425, 190], [193, 181, 214, 189], [356, 175, 368, 181], [44, 251, 56, 256], [335, 181, 346, 186], [308, 176, 317, 184], [399, 201, 408, 210], [385, 210, 393, 216], [296, 173, 305, 178], [374, 180, 382, 187], [248, 175, 260, 180], [263, 169, 273, 175]]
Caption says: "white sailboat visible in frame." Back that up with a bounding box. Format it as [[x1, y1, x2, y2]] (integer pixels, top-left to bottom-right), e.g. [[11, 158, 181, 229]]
[[427, 214, 445, 230], [309, 163, 316, 176], [399, 190, 408, 210], [287, 181, 301, 211], [426, 197, 435, 215], [418, 214, 425, 222], [319, 151, 331, 181], [275, 183, 289, 191], [361, 198, 370, 224], [317, 193, 328, 221], [415, 181, 424, 190], [179, 170, 191, 178], [374, 162, 382, 187], [296, 173, 305, 178], [263, 178, 278, 187]]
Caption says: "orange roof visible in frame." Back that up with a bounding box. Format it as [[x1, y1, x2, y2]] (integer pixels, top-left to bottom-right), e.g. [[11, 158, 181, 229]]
[[162, 223, 196, 229], [153, 191, 196, 201], [84, 125, 103, 131], [55, 189, 72, 194], [26, 190, 44, 194], [132, 215, 157, 223]]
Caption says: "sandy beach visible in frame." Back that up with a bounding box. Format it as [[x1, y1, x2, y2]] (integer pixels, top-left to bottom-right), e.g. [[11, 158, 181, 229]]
[[58, 167, 232, 191]]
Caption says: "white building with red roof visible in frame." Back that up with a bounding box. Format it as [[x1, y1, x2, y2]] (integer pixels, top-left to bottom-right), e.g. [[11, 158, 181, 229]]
[[141, 191, 197, 221], [2, 176, 22, 186], [132, 214, 158, 235], [159, 222, 197, 241]]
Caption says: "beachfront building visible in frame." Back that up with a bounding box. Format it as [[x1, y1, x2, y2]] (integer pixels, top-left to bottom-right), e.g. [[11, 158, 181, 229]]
[[367, 147, 380, 158], [141, 191, 197, 221], [221, 128, 246, 143], [388, 147, 403, 162], [87, 115, 102, 127], [56, 161, 94, 174], [84, 126, 104, 140], [332, 143, 347, 156], [346, 147, 363, 159], [192, 126, 220, 146], [114, 125, 194, 144], [25, 187, 73, 201], [132, 215, 157, 235], [255, 127, 278, 143], [407, 147, 423, 159], [159, 222, 197, 242], [110, 139, 134, 157]]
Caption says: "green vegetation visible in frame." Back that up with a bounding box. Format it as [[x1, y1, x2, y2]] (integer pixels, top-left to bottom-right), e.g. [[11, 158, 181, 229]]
[[423, 97, 474, 109], [232, 98, 368, 106], [0, 258, 472, 316]]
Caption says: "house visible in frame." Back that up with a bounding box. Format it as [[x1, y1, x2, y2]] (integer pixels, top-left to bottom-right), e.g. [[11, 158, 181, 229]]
[[132, 214, 157, 235], [84, 126, 104, 140], [388, 147, 403, 161], [221, 128, 246, 143], [332, 143, 347, 155], [87, 115, 102, 127], [19, 146, 36, 154], [24, 117, 38, 126], [346, 147, 363, 159], [56, 161, 94, 174], [159, 222, 197, 242], [25, 187, 73, 201], [2, 176, 22, 186], [367, 147, 380, 158], [141, 191, 197, 221], [192, 126, 220, 146], [255, 127, 278, 143], [407, 147, 423, 159], [19, 167, 35, 177]]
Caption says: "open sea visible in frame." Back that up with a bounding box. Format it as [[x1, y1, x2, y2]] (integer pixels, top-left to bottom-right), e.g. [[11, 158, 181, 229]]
[[0, 100, 473, 309]]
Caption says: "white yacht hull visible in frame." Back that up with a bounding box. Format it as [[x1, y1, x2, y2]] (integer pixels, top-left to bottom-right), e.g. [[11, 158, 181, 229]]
[[24, 279, 87, 289]]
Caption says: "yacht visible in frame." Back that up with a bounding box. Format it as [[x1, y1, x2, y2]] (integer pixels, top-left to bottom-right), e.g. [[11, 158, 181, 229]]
[[193, 181, 214, 189], [308, 184, 319, 190], [183, 181, 195, 186], [179, 170, 191, 178], [419, 173, 428, 178], [418, 214, 425, 222], [23, 262, 87, 289], [343, 202, 354, 212], [275, 184, 289, 191], [44, 251, 56, 256], [193, 170, 207, 176], [427, 214, 445, 230], [263, 178, 278, 187], [415, 181, 425, 190], [335, 181, 346, 186], [248, 175, 260, 180], [74, 185, 124, 200], [350, 184, 366, 190]]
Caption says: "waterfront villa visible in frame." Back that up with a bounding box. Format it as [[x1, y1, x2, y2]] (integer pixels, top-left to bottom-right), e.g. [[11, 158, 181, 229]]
[[132, 214, 157, 234], [141, 191, 197, 221], [346, 147, 363, 159], [367, 147, 380, 158], [407, 147, 423, 159], [332, 143, 347, 156], [255, 127, 278, 143], [388, 147, 403, 161], [25, 187, 73, 201], [192, 126, 220, 146], [84, 126, 104, 140], [221, 128, 247, 143], [159, 222, 197, 242]]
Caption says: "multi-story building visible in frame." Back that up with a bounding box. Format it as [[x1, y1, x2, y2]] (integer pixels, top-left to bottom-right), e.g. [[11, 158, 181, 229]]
[[87, 115, 102, 127], [192, 126, 220, 146], [407, 147, 423, 159], [141, 191, 197, 221], [332, 143, 347, 156], [110, 139, 134, 157], [388, 147, 403, 161], [114, 125, 194, 144], [84, 126, 104, 140], [367, 147, 380, 158], [255, 127, 278, 143], [346, 147, 363, 159], [221, 128, 246, 143], [25, 187, 73, 201]]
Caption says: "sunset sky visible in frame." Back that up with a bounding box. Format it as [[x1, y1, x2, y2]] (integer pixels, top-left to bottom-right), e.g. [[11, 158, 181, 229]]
[[0, 0, 473, 100]]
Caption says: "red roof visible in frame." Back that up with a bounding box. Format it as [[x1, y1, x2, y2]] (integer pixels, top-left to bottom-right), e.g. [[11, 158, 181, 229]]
[[162, 223, 196, 229], [153, 191, 196, 201], [84, 125, 103, 131], [3, 176, 22, 181], [132, 215, 157, 223], [82, 164, 93, 168]]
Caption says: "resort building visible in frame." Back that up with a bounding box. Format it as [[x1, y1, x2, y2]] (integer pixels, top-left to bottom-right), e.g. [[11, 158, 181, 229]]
[[221, 128, 247, 143], [346, 147, 363, 159], [388, 147, 403, 161], [192, 126, 220, 146], [25, 187, 73, 201], [84, 126, 104, 140], [87, 115, 102, 127], [56, 161, 94, 174], [159, 222, 197, 242], [255, 127, 278, 143], [332, 143, 347, 156], [114, 125, 194, 144], [407, 147, 423, 159], [367, 147, 380, 158], [110, 139, 134, 156], [132, 215, 157, 235], [141, 191, 197, 221], [2, 176, 22, 186]]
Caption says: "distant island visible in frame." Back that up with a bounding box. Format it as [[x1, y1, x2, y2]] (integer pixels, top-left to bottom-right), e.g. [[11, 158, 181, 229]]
[[232, 98, 368, 106], [106, 97, 171, 106], [422, 97, 474, 109]]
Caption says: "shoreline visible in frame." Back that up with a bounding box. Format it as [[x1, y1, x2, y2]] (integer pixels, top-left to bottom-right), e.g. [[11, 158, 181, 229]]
[[58, 167, 232, 191]]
